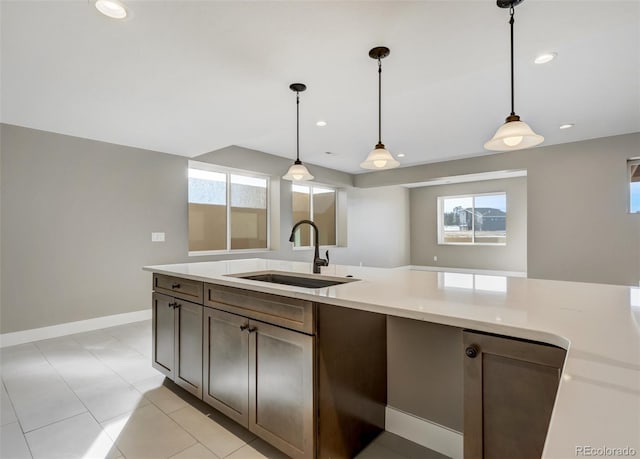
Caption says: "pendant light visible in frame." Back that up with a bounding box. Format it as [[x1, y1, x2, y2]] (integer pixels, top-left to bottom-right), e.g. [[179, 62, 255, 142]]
[[485, 0, 544, 152], [360, 47, 400, 170], [283, 83, 314, 181]]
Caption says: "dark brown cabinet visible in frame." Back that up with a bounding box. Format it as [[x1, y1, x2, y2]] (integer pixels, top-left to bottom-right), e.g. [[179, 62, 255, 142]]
[[203, 293, 315, 458], [152, 274, 386, 458], [174, 298, 203, 398], [203, 308, 249, 426], [250, 319, 315, 458], [152, 292, 175, 378], [152, 292, 203, 398], [203, 283, 387, 459], [463, 330, 566, 459], [153, 273, 203, 304], [202, 305, 315, 459]]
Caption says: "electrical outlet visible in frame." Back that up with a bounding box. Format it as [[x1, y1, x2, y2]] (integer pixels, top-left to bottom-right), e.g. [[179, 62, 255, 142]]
[[151, 232, 165, 242]]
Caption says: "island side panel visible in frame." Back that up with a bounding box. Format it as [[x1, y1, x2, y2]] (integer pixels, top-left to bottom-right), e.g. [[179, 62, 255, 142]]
[[387, 317, 464, 432], [317, 304, 387, 459]]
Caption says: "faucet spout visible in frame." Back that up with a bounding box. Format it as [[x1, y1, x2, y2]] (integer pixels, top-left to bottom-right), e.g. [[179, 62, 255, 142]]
[[289, 219, 329, 274]]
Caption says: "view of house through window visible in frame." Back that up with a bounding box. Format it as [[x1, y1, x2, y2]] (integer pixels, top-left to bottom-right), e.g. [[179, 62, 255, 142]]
[[629, 159, 640, 213], [291, 184, 336, 247], [188, 163, 268, 252], [438, 193, 507, 245]]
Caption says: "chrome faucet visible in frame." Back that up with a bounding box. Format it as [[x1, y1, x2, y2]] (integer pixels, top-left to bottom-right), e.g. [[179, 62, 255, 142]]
[[289, 219, 329, 274]]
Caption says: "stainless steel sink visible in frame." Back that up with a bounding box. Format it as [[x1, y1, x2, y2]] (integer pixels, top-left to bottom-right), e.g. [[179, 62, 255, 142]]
[[226, 271, 359, 289]]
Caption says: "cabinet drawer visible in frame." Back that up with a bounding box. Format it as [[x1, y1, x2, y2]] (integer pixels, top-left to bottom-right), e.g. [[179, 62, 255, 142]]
[[153, 274, 203, 304], [205, 283, 315, 335]]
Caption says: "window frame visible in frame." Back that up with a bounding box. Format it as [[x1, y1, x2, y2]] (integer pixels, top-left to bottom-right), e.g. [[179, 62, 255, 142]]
[[437, 192, 507, 246], [188, 161, 271, 256], [628, 158, 640, 214], [291, 182, 339, 250]]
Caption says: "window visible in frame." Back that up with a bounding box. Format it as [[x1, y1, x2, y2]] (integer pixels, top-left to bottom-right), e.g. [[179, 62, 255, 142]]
[[188, 162, 268, 253], [629, 159, 640, 213], [291, 184, 337, 247], [438, 193, 507, 245]]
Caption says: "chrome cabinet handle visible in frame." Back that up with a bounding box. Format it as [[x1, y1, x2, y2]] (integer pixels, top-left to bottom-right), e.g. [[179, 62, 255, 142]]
[[240, 324, 249, 331], [171, 283, 181, 289], [248, 326, 258, 333], [168, 302, 177, 308]]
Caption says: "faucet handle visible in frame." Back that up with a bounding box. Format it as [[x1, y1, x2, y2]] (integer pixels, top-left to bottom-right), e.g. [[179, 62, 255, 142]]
[[325, 250, 330, 265]]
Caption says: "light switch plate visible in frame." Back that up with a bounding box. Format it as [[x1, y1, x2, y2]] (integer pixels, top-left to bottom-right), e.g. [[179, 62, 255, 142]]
[[151, 232, 165, 242]]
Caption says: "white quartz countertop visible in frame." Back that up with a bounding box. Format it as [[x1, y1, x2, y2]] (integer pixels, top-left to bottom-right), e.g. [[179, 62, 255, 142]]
[[143, 258, 640, 458]]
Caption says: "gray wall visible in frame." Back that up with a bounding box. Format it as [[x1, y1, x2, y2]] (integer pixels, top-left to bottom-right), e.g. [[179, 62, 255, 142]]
[[345, 186, 410, 268], [357, 133, 640, 286], [1, 125, 190, 333], [410, 177, 527, 273], [0, 124, 410, 333]]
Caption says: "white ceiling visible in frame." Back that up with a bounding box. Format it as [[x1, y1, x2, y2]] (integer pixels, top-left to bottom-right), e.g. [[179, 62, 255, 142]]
[[1, 1, 639, 174]]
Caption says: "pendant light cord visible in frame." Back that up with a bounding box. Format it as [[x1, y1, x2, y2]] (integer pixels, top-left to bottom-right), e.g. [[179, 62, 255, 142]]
[[378, 58, 382, 144], [509, 3, 515, 116], [296, 91, 300, 162]]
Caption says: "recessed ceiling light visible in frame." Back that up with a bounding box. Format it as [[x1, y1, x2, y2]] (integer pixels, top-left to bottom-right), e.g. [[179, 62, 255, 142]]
[[534, 52, 557, 64], [95, 0, 127, 19], [397, 153, 405, 158], [316, 121, 327, 127], [559, 123, 574, 130]]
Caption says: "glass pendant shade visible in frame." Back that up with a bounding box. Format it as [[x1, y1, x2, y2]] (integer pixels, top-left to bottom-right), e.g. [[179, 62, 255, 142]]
[[283, 160, 314, 181], [360, 144, 400, 170], [484, 117, 544, 152]]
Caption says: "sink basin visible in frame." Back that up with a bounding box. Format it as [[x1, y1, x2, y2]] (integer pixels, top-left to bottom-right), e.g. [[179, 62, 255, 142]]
[[226, 271, 359, 289]]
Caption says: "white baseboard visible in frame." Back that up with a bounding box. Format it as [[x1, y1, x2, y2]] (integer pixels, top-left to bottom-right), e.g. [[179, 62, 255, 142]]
[[0, 309, 152, 348], [409, 264, 527, 278], [385, 406, 463, 459]]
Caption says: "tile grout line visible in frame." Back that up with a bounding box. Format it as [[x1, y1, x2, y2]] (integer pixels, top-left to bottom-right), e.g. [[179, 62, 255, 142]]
[[5, 322, 272, 459], [140, 387, 188, 416], [63, 326, 161, 458], [67, 331, 137, 389], [167, 405, 250, 459], [75, 324, 159, 390], [28, 327, 152, 457], [168, 441, 222, 459], [105, 322, 251, 459], [222, 439, 250, 458], [73, 323, 204, 457], [7, 322, 219, 459], [1, 379, 35, 458]]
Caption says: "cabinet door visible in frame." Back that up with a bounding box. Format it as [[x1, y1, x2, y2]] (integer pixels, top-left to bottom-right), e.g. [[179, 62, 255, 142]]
[[203, 308, 250, 427], [174, 299, 203, 398], [152, 293, 175, 378], [463, 331, 566, 459], [249, 321, 315, 459]]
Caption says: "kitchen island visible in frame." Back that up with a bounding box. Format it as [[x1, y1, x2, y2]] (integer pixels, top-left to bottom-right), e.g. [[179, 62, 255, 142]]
[[143, 258, 640, 459]]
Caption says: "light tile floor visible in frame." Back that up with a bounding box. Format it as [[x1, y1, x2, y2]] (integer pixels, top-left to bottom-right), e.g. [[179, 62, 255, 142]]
[[0, 320, 447, 459]]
